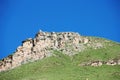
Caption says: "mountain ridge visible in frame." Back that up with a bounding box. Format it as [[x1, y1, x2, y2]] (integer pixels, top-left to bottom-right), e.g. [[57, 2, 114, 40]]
[[0, 30, 120, 72]]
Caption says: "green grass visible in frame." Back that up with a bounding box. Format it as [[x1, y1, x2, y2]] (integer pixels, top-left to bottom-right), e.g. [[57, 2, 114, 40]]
[[0, 39, 120, 80]]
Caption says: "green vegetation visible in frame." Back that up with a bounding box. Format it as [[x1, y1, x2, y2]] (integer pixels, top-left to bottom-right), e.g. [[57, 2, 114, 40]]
[[0, 38, 120, 80]]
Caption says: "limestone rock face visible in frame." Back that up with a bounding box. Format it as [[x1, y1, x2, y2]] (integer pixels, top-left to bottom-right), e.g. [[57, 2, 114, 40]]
[[0, 31, 104, 72]]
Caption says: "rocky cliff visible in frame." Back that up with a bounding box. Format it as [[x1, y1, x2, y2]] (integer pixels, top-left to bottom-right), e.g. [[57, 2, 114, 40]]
[[0, 30, 106, 72]]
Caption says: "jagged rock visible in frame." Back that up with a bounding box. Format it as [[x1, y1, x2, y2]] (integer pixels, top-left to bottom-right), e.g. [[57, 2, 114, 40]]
[[0, 31, 105, 72]]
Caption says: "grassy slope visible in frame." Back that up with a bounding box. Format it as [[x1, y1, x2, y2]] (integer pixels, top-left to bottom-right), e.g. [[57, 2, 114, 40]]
[[0, 38, 120, 80]]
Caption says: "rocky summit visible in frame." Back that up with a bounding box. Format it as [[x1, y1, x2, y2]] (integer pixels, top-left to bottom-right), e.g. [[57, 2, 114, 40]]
[[0, 30, 118, 72]]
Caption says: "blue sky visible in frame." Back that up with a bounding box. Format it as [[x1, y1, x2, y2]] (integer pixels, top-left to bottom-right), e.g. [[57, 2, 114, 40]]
[[0, 0, 120, 59]]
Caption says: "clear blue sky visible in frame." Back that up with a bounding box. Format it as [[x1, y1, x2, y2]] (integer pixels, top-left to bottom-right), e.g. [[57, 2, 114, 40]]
[[0, 0, 120, 59]]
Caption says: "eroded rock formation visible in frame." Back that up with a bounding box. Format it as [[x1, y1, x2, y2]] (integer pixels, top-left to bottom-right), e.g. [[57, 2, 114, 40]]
[[0, 30, 104, 72]]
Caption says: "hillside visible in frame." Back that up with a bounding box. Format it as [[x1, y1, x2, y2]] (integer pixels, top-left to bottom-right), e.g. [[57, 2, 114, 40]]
[[0, 31, 120, 80]]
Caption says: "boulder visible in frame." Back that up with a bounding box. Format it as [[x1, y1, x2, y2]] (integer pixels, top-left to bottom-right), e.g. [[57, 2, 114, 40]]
[[106, 60, 117, 66]]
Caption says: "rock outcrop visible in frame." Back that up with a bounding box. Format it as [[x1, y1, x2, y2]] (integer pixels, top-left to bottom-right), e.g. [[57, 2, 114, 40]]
[[0, 30, 104, 72], [80, 59, 120, 67]]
